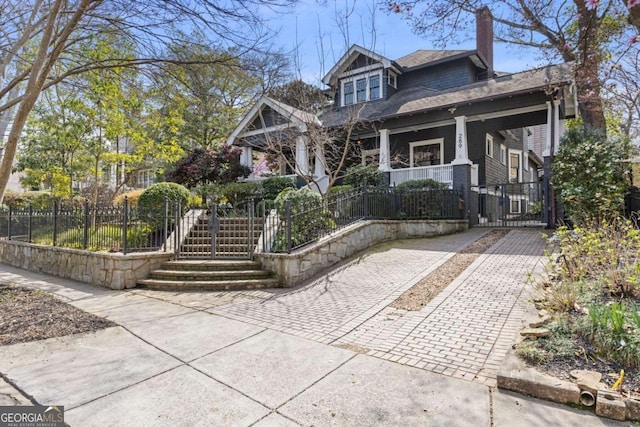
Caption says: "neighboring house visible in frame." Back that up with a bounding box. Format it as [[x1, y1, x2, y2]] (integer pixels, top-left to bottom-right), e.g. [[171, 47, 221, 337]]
[[227, 7, 576, 226]]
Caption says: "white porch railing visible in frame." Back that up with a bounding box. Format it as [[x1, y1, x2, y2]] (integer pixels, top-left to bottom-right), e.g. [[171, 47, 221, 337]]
[[389, 164, 453, 187]]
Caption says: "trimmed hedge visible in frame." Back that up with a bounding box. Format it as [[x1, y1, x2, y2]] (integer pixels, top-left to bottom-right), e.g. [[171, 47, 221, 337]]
[[138, 183, 190, 227]]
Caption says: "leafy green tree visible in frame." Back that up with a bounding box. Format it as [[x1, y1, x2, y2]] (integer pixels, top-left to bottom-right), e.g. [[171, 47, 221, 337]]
[[17, 87, 92, 197], [0, 0, 296, 204], [161, 35, 290, 149], [551, 125, 632, 223]]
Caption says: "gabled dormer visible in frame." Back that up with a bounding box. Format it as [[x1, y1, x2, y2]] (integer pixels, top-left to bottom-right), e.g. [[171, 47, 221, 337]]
[[322, 45, 402, 108]]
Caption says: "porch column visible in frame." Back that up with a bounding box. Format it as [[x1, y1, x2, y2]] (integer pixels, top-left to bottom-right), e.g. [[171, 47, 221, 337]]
[[313, 143, 326, 179], [378, 128, 391, 171], [240, 146, 254, 179], [452, 116, 471, 165], [543, 100, 561, 228], [451, 116, 474, 224], [543, 100, 560, 157], [295, 135, 309, 176]]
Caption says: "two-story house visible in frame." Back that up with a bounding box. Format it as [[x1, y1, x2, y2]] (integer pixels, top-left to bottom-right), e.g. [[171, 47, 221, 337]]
[[226, 7, 576, 226]]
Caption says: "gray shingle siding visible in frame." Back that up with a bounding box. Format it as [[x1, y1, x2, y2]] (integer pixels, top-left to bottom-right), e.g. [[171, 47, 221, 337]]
[[398, 59, 477, 91]]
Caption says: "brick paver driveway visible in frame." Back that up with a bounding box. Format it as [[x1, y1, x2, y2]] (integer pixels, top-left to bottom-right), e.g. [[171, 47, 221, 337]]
[[137, 228, 547, 387]]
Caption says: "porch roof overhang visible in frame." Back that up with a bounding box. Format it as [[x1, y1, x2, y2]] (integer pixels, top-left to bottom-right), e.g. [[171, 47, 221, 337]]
[[226, 96, 321, 147], [321, 62, 576, 130]]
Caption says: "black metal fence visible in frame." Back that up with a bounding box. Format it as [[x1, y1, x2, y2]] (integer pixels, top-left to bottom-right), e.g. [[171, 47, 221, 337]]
[[0, 198, 179, 254], [263, 185, 464, 253], [472, 181, 544, 227]]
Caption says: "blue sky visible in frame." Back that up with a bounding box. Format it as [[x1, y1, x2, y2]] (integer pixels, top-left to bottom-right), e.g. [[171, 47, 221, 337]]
[[269, 0, 543, 86]]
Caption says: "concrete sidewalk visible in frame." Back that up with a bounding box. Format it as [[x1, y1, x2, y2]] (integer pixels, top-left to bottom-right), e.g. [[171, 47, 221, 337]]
[[0, 230, 633, 426]]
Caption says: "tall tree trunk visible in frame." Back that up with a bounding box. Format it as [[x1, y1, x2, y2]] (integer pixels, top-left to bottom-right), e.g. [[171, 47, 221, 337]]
[[0, 0, 92, 204], [575, 60, 606, 131], [573, 0, 607, 132]]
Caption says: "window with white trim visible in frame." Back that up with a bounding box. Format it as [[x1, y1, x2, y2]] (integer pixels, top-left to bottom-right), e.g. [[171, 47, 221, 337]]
[[344, 81, 354, 105], [341, 70, 383, 106], [511, 199, 521, 214], [356, 78, 367, 103], [369, 75, 380, 99], [388, 72, 397, 89], [509, 150, 522, 182], [409, 139, 444, 167], [486, 134, 494, 158]]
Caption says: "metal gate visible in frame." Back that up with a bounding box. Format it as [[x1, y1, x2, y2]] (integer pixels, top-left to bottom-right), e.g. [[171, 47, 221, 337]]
[[174, 197, 265, 260], [471, 181, 545, 227]]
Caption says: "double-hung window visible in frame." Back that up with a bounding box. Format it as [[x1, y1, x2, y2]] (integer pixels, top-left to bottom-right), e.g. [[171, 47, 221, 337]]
[[369, 75, 380, 100], [356, 78, 367, 103], [341, 70, 383, 106], [344, 81, 354, 105]]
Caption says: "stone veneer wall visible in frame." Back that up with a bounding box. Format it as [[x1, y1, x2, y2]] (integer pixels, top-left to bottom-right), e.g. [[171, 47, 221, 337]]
[[0, 240, 173, 290], [256, 219, 467, 287]]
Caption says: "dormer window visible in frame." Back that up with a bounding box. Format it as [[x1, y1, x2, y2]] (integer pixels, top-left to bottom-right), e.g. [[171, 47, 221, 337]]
[[356, 78, 367, 102], [344, 81, 354, 105], [388, 72, 397, 89], [369, 75, 380, 99], [341, 70, 383, 106]]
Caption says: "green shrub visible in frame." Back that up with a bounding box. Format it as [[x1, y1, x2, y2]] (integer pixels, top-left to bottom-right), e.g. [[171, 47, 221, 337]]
[[343, 164, 384, 188], [396, 179, 449, 191], [216, 182, 261, 207], [551, 125, 631, 224], [261, 176, 295, 201], [576, 301, 640, 367], [274, 188, 329, 251], [113, 189, 145, 207], [138, 183, 190, 228], [17, 191, 56, 209], [2, 190, 25, 208], [328, 184, 354, 195]]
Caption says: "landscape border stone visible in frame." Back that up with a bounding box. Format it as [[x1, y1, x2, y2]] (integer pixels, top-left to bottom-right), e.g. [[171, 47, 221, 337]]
[[497, 342, 640, 421]]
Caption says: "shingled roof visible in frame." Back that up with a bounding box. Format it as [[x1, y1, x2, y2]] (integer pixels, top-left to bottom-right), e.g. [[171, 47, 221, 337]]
[[395, 50, 471, 70], [320, 62, 574, 127]]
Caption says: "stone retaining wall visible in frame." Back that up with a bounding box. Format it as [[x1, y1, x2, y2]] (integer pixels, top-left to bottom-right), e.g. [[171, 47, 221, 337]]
[[256, 219, 467, 287], [0, 240, 172, 290]]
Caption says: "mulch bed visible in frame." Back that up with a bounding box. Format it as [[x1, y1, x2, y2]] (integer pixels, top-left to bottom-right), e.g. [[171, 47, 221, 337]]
[[0, 285, 115, 346], [535, 336, 640, 394], [390, 229, 510, 311]]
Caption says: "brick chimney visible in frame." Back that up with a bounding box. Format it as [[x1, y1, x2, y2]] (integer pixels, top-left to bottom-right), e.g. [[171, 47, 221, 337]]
[[476, 6, 494, 78]]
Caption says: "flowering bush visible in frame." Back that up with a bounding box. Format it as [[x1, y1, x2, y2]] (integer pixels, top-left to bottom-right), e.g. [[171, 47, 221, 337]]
[[164, 145, 250, 188]]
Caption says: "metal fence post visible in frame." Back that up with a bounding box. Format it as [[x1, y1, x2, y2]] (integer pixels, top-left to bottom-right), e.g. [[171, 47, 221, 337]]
[[363, 180, 369, 218], [122, 196, 128, 254], [83, 199, 89, 249], [28, 203, 32, 242], [174, 200, 180, 259], [163, 197, 168, 252], [53, 200, 58, 246], [286, 199, 292, 253], [7, 205, 12, 240], [248, 198, 255, 259]]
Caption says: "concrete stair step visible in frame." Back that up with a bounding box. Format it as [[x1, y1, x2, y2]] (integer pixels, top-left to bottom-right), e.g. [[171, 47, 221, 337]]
[[161, 260, 264, 271], [149, 269, 272, 281], [180, 244, 255, 252], [183, 236, 260, 244], [136, 277, 281, 291]]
